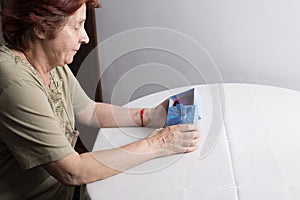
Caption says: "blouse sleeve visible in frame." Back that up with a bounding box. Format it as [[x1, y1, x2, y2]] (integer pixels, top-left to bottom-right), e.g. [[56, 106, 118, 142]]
[[0, 80, 75, 170], [63, 65, 93, 114]]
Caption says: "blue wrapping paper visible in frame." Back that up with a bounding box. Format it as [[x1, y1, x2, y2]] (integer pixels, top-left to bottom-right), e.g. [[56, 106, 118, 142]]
[[165, 88, 202, 127], [166, 104, 198, 126]]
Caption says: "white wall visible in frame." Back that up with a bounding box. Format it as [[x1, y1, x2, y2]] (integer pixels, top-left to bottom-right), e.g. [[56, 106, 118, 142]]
[[92, 0, 300, 105]]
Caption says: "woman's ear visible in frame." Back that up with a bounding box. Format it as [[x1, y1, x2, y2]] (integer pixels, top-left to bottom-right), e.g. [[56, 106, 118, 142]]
[[29, 12, 47, 40], [33, 25, 47, 40]]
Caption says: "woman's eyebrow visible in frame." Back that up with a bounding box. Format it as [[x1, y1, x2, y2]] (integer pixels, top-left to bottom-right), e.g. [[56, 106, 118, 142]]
[[76, 18, 86, 24]]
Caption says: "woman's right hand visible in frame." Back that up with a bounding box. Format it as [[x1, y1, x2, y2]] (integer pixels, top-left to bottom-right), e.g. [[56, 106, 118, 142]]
[[145, 124, 200, 158]]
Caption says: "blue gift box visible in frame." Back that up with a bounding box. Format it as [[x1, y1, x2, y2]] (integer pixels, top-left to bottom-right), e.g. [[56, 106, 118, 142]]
[[166, 88, 202, 126]]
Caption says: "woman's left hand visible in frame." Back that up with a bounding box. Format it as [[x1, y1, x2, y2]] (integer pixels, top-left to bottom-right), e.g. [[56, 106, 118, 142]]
[[145, 98, 169, 127]]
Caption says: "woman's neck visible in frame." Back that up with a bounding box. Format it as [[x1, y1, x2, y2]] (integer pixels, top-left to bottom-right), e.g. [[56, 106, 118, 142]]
[[25, 50, 52, 88], [12, 48, 52, 88]]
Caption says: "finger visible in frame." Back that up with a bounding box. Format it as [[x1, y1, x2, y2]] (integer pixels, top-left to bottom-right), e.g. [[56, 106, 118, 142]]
[[182, 131, 200, 140], [177, 124, 198, 132], [182, 132, 195, 140], [184, 145, 198, 153], [183, 137, 200, 147], [192, 138, 201, 145], [180, 136, 200, 147], [161, 98, 169, 108], [193, 130, 200, 139], [181, 140, 194, 147]]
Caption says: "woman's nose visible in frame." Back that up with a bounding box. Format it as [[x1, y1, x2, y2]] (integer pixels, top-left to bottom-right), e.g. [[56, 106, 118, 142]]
[[80, 28, 90, 44]]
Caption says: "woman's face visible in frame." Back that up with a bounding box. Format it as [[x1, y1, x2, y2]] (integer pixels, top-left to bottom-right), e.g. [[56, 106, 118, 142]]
[[43, 3, 89, 66]]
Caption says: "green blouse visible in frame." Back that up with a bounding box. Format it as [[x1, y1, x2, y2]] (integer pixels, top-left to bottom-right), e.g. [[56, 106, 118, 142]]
[[0, 44, 92, 199]]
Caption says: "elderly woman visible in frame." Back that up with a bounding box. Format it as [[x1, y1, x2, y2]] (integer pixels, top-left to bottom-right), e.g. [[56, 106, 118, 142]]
[[0, 0, 200, 199]]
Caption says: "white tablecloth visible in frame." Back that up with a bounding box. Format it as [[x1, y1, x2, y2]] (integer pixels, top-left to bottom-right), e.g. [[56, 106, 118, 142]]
[[86, 83, 300, 200]]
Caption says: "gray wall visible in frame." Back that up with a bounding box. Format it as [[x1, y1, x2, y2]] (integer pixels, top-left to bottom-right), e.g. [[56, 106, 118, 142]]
[[91, 0, 300, 105]]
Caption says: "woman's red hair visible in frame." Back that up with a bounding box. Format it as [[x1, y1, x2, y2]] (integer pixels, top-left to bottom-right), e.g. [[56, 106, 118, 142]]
[[1, 0, 100, 50]]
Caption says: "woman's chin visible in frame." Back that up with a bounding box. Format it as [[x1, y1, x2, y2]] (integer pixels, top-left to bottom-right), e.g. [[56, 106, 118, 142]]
[[65, 57, 74, 65]]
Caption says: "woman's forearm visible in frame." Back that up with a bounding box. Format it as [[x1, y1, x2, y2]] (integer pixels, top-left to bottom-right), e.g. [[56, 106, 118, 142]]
[[43, 124, 199, 186], [44, 138, 157, 185], [76, 100, 166, 128], [94, 103, 146, 128], [88, 138, 157, 180]]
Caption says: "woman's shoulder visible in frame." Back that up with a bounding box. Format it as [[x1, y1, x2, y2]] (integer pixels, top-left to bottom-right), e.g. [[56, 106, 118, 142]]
[[0, 44, 39, 94]]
